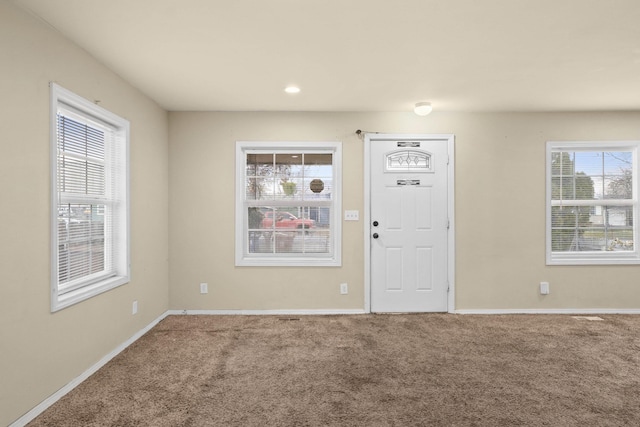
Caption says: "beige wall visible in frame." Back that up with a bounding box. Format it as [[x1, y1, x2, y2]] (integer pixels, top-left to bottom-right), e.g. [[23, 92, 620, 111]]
[[0, 2, 170, 425], [169, 111, 640, 312], [453, 112, 640, 310], [169, 112, 367, 310]]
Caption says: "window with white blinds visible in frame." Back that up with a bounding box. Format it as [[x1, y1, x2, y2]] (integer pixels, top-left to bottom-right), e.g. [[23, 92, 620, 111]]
[[235, 141, 342, 266], [546, 141, 640, 265], [51, 84, 129, 311]]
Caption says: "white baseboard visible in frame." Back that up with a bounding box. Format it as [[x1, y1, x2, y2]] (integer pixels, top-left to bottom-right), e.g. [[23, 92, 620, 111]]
[[166, 308, 368, 316], [455, 308, 640, 315], [10, 311, 170, 427]]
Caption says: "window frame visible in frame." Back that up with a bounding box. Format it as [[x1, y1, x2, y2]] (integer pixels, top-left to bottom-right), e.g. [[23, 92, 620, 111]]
[[546, 140, 640, 265], [50, 83, 130, 311], [235, 141, 342, 267]]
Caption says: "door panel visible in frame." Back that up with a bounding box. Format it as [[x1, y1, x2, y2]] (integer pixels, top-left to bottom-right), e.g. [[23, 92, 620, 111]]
[[385, 247, 403, 290], [415, 187, 432, 230], [415, 247, 433, 291], [370, 139, 449, 312]]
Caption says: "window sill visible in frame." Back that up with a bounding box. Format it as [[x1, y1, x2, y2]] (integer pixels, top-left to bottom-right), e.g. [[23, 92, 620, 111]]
[[236, 256, 341, 267], [52, 275, 129, 312], [547, 253, 640, 266]]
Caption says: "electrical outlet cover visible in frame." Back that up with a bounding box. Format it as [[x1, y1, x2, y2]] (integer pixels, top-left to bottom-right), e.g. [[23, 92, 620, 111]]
[[540, 282, 550, 295]]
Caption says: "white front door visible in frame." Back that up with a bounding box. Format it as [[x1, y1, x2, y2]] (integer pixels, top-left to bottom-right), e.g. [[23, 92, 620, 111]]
[[369, 136, 451, 312]]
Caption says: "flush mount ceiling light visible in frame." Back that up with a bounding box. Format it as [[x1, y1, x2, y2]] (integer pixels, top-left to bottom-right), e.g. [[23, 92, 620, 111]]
[[284, 86, 301, 94], [414, 102, 433, 116]]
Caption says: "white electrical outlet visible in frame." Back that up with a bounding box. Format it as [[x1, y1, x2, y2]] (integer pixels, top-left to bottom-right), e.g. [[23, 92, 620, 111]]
[[340, 283, 348, 294], [200, 283, 208, 294], [540, 282, 550, 295], [132, 300, 138, 315]]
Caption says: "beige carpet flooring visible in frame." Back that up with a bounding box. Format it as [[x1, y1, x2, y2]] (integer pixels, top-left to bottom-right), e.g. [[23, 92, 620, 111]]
[[28, 314, 640, 426]]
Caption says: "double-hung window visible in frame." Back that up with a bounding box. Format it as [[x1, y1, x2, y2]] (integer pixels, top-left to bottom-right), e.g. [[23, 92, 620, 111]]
[[51, 84, 130, 311], [546, 141, 640, 264], [235, 141, 342, 266]]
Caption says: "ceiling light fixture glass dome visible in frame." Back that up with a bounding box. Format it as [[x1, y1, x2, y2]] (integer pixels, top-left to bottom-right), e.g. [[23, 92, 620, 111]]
[[414, 102, 433, 116]]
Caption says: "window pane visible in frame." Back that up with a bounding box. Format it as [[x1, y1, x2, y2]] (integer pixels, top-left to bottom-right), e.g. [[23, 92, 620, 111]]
[[551, 228, 576, 252], [253, 207, 315, 231], [58, 204, 105, 285], [550, 177, 563, 200], [246, 206, 331, 254], [58, 116, 105, 159], [246, 154, 274, 177], [604, 151, 632, 173], [551, 204, 634, 252], [303, 154, 332, 200], [57, 156, 105, 195], [573, 174, 594, 199], [275, 154, 303, 200], [604, 173, 632, 199], [245, 177, 274, 200], [550, 152, 564, 176], [305, 153, 332, 168], [279, 178, 301, 199], [574, 152, 601, 176], [551, 206, 576, 228], [551, 151, 574, 176], [57, 114, 106, 197], [551, 205, 591, 251]]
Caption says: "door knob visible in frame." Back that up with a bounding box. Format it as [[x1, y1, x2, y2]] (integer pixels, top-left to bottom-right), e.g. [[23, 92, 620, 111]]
[[372, 221, 379, 227], [373, 233, 379, 239]]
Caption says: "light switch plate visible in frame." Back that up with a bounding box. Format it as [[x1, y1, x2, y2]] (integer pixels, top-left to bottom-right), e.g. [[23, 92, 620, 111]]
[[344, 210, 359, 221]]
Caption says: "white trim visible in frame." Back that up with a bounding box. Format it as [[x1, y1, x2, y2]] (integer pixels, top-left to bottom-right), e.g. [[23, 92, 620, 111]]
[[9, 311, 169, 427], [166, 309, 367, 316], [364, 134, 455, 314], [455, 308, 640, 315], [364, 137, 372, 313], [447, 137, 456, 313]]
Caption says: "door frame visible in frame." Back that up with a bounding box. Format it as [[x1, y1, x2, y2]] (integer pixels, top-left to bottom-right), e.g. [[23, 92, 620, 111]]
[[364, 133, 456, 313]]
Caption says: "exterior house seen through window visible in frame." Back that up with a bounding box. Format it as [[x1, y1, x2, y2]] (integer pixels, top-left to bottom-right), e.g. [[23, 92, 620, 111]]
[[236, 142, 342, 266], [546, 141, 639, 265]]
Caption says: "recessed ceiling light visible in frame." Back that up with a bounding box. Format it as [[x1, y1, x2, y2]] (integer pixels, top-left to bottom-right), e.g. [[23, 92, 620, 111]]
[[285, 86, 300, 94]]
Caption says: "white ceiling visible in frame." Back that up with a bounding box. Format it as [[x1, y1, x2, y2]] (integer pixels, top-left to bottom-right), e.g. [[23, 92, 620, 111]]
[[14, 0, 640, 113]]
